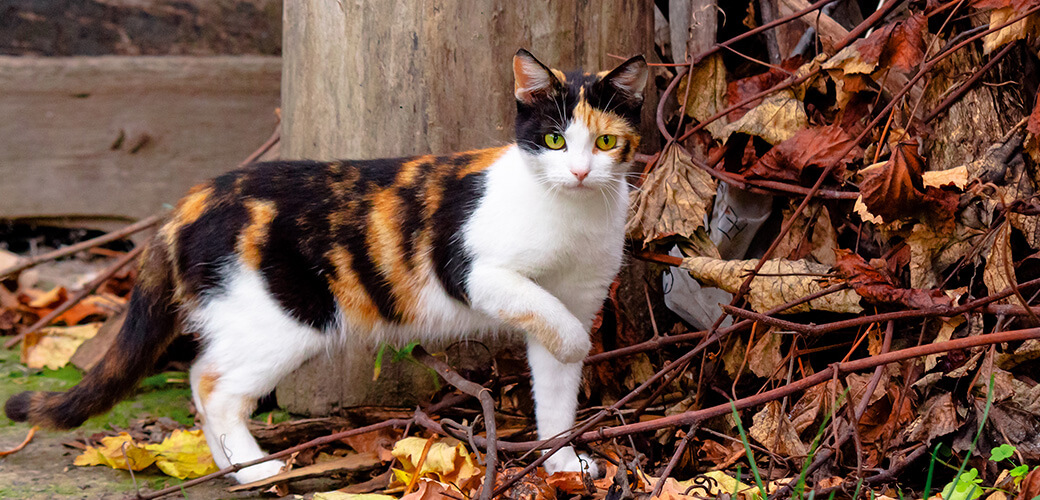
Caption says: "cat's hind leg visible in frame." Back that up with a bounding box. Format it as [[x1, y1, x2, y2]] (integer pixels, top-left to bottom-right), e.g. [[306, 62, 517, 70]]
[[188, 265, 329, 484]]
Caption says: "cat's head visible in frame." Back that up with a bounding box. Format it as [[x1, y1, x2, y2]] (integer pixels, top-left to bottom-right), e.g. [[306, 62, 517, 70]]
[[513, 49, 648, 194]]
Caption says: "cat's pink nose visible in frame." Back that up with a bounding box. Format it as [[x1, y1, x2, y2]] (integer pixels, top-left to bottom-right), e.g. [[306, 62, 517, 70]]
[[571, 169, 589, 181]]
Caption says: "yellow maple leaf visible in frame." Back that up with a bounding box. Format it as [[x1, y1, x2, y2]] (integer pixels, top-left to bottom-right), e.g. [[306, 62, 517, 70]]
[[390, 437, 482, 492], [145, 429, 219, 479], [73, 433, 156, 471]]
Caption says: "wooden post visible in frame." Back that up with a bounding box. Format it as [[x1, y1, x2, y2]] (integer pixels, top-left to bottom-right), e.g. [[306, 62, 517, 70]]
[[277, 0, 655, 414]]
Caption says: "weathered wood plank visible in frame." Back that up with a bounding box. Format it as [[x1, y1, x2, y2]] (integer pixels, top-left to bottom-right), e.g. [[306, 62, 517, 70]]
[[0, 55, 281, 222]]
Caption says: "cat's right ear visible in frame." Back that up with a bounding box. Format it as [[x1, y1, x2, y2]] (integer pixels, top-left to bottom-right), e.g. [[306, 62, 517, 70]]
[[514, 49, 560, 104]]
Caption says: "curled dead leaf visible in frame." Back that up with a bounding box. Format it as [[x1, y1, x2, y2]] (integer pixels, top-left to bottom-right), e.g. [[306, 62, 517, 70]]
[[719, 90, 808, 145], [681, 257, 863, 313], [860, 141, 926, 222], [678, 53, 729, 138], [627, 144, 717, 255], [745, 125, 861, 185], [748, 401, 808, 457], [833, 249, 953, 309]]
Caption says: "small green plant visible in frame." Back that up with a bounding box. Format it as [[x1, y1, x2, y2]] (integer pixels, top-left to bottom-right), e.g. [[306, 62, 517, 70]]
[[935, 374, 995, 500], [730, 402, 768, 500], [989, 443, 1035, 483], [372, 341, 440, 390]]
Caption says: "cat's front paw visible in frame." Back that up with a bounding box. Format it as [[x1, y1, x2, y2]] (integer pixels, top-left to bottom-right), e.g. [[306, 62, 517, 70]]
[[555, 331, 592, 364], [543, 446, 601, 478], [231, 459, 285, 484]]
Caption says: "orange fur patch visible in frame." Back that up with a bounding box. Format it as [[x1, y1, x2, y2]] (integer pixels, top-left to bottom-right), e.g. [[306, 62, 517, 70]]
[[326, 246, 382, 330], [502, 311, 561, 355], [456, 146, 508, 178], [572, 99, 640, 163], [551, 68, 567, 83], [198, 372, 219, 403], [367, 190, 418, 322], [238, 199, 277, 269]]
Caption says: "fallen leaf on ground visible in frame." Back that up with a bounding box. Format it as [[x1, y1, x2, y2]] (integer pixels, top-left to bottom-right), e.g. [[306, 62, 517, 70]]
[[719, 90, 808, 145], [749, 401, 808, 457], [746, 125, 861, 185], [681, 257, 864, 313], [627, 143, 717, 255], [22, 322, 102, 370], [145, 429, 219, 479], [391, 436, 482, 493], [772, 202, 837, 266], [983, 223, 1015, 303], [833, 249, 953, 309], [74, 433, 157, 471], [312, 493, 397, 500], [859, 141, 926, 223], [74, 429, 217, 479], [499, 467, 555, 500]]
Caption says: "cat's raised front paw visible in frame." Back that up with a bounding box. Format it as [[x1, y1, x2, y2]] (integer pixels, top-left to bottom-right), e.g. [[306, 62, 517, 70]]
[[230, 459, 285, 484], [555, 334, 592, 364], [543, 446, 601, 478]]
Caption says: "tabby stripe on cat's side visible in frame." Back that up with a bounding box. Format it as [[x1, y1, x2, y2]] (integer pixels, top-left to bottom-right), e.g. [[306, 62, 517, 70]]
[[158, 149, 504, 330]]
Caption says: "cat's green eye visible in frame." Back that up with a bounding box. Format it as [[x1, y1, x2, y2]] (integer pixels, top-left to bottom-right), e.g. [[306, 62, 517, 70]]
[[596, 134, 618, 150], [544, 133, 566, 150]]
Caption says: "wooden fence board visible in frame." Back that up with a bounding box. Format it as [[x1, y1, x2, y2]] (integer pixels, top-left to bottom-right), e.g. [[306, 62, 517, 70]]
[[0, 55, 281, 222]]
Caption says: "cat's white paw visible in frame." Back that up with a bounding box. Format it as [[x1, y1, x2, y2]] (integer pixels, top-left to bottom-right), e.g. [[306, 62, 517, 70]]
[[555, 330, 592, 364], [231, 459, 285, 484], [543, 446, 601, 478]]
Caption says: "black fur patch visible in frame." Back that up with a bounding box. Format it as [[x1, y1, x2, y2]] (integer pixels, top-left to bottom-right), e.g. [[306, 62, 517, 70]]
[[4, 391, 30, 421], [431, 168, 487, 303], [176, 197, 249, 297]]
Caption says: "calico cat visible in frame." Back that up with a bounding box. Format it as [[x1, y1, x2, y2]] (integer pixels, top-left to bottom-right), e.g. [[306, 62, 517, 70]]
[[4, 49, 647, 484]]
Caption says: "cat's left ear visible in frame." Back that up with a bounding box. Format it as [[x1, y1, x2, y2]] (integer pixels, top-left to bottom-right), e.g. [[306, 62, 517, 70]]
[[514, 49, 562, 104], [600, 55, 649, 102]]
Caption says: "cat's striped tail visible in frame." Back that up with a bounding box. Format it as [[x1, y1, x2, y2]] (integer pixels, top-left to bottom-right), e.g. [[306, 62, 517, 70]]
[[4, 236, 179, 429]]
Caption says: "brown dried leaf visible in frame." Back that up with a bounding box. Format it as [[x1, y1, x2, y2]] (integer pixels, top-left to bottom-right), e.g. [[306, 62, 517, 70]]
[[833, 249, 953, 309], [682, 257, 863, 313], [678, 53, 729, 137], [726, 57, 805, 120], [975, 0, 1040, 15], [982, 7, 1040, 54], [904, 393, 959, 444], [719, 90, 808, 145], [748, 401, 808, 457], [747, 329, 786, 380], [773, 202, 837, 266], [907, 222, 985, 288], [626, 144, 717, 253], [789, 380, 841, 434], [500, 467, 555, 500], [860, 141, 926, 223], [984, 223, 1015, 303], [546, 472, 588, 495], [745, 125, 861, 185], [341, 428, 400, 463]]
